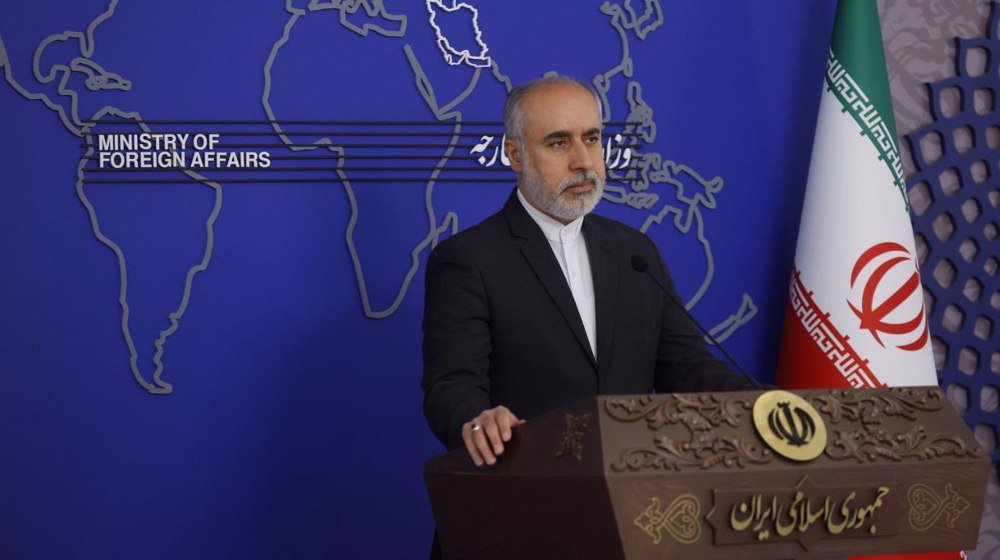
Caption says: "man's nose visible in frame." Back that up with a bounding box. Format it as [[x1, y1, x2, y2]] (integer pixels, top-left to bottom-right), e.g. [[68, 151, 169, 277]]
[[569, 140, 596, 172]]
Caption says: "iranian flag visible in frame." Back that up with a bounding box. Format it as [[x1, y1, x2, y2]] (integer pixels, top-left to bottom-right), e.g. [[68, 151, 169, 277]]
[[775, 1, 959, 559]]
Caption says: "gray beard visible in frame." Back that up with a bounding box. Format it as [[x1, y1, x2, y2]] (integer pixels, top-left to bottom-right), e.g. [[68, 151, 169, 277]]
[[520, 165, 605, 222]]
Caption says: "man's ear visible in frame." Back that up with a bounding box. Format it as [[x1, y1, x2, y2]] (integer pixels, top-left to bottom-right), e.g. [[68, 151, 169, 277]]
[[505, 138, 522, 173]]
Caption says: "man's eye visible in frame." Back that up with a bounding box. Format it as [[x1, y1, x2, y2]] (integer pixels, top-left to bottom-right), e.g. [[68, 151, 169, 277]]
[[586, 136, 601, 144], [550, 140, 566, 148]]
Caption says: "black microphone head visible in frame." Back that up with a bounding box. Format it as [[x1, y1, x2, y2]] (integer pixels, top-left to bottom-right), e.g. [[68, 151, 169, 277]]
[[630, 254, 649, 273]]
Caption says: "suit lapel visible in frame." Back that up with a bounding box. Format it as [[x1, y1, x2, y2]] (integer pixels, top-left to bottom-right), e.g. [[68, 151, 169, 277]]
[[583, 217, 618, 381], [503, 190, 597, 368]]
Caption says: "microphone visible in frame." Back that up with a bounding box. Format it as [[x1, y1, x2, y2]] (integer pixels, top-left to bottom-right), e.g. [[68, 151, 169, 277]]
[[630, 254, 764, 390]]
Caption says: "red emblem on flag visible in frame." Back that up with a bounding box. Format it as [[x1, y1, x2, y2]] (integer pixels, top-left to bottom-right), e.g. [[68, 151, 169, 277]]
[[847, 242, 929, 351]]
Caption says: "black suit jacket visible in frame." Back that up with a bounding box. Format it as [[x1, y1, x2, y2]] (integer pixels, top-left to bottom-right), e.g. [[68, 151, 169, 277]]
[[422, 189, 750, 449]]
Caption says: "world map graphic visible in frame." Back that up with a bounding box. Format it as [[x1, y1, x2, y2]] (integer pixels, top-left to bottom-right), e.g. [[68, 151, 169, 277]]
[[1, 0, 755, 394]]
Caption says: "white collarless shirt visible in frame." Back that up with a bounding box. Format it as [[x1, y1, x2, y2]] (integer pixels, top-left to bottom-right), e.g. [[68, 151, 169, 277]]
[[517, 189, 597, 358]]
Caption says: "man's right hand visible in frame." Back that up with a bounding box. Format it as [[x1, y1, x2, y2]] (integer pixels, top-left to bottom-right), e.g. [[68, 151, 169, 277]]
[[461, 406, 525, 467]]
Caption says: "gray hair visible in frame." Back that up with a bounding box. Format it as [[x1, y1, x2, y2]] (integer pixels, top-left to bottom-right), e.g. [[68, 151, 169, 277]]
[[503, 75, 601, 147]]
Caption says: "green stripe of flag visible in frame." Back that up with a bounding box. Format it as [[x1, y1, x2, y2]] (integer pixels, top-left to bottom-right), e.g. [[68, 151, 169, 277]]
[[826, 0, 908, 208], [831, 0, 898, 141]]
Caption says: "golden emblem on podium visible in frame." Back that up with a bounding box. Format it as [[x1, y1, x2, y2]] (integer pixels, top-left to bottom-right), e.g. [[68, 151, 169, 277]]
[[752, 390, 827, 461], [908, 483, 970, 531], [634, 495, 702, 545]]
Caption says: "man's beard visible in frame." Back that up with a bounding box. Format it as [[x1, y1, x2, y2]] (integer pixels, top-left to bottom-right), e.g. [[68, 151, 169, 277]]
[[520, 162, 605, 222]]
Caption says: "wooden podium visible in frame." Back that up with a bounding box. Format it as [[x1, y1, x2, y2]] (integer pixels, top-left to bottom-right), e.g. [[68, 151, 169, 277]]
[[425, 387, 989, 559]]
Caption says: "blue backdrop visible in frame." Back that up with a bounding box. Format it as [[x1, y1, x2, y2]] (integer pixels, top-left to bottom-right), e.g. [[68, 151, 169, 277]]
[[0, 1, 837, 557]]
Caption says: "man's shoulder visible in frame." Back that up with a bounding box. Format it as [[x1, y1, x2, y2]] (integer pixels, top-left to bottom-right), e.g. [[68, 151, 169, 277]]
[[429, 209, 509, 260], [586, 211, 656, 248], [586, 211, 637, 233]]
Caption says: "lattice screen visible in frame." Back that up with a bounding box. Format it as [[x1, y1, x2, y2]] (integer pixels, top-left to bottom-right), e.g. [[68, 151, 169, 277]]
[[906, 3, 1000, 474]]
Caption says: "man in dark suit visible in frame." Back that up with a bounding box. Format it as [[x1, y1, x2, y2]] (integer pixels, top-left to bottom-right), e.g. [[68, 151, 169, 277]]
[[422, 76, 753, 468]]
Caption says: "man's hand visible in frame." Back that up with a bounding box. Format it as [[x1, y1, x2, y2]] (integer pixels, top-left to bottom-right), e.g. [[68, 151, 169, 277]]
[[461, 406, 526, 466]]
